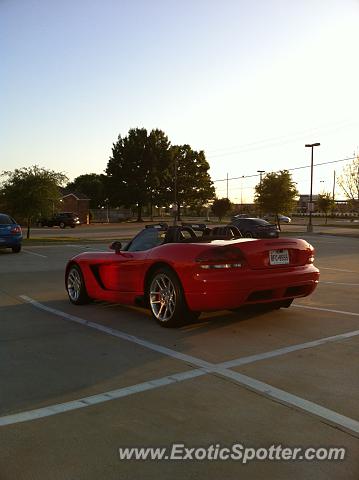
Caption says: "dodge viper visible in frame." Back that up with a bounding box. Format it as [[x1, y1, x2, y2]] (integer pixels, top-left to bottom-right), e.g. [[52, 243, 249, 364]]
[[65, 223, 319, 327]]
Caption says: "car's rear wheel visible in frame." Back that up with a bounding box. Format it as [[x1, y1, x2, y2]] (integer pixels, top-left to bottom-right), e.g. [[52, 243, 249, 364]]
[[59, 222, 66, 229], [12, 245, 21, 253], [148, 267, 194, 327], [66, 264, 91, 305]]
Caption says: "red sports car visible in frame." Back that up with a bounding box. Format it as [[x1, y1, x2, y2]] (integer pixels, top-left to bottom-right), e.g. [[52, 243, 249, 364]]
[[65, 223, 319, 327]]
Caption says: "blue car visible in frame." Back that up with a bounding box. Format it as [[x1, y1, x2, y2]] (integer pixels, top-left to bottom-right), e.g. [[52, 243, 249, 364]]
[[0, 213, 23, 253]]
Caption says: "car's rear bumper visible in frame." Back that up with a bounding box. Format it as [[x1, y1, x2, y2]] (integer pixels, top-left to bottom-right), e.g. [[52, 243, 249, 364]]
[[184, 264, 319, 311], [0, 235, 22, 248]]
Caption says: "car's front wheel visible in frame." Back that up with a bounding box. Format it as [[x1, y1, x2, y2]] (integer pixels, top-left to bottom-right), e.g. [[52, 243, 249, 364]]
[[66, 264, 91, 305], [12, 245, 21, 253], [148, 267, 194, 327]]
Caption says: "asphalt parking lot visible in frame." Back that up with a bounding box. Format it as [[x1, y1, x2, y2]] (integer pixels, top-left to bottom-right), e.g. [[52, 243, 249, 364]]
[[0, 234, 358, 479]]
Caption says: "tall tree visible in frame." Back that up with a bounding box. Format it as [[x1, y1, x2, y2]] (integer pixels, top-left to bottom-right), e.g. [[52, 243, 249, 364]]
[[338, 156, 359, 208], [159, 145, 215, 220], [254, 170, 298, 230], [317, 193, 335, 224], [106, 128, 171, 221], [146, 129, 173, 219], [0, 166, 67, 238], [66, 173, 107, 208], [211, 197, 232, 222]]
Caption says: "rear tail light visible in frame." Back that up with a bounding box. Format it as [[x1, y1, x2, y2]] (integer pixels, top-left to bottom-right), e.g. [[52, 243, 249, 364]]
[[196, 246, 246, 270], [10, 226, 22, 235], [306, 245, 315, 264]]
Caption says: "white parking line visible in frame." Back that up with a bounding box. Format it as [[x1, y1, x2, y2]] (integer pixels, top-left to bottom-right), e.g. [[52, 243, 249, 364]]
[[19, 296, 214, 370], [293, 304, 359, 317], [321, 281, 359, 286], [5, 295, 359, 436], [320, 267, 359, 273], [22, 249, 47, 258], [213, 369, 359, 437], [0, 369, 203, 427], [220, 326, 359, 369]]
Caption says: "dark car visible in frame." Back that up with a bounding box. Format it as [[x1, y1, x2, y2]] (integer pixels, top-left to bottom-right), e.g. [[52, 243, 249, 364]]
[[0, 213, 22, 253], [231, 213, 251, 221], [37, 212, 80, 229], [229, 218, 279, 238]]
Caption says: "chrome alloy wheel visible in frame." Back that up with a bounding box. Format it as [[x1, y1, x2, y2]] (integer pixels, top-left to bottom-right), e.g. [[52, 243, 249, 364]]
[[67, 267, 82, 302], [149, 273, 177, 323]]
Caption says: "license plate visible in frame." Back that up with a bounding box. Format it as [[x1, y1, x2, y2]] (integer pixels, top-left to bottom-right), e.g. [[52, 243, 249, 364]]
[[269, 249, 289, 265]]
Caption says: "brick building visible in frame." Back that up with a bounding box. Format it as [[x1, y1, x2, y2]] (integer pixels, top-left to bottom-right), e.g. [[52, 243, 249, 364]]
[[61, 192, 90, 224]]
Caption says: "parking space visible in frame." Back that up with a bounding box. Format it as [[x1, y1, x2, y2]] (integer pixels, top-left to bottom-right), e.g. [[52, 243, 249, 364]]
[[0, 234, 358, 479], [1, 376, 358, 480], [0, 301, 193, 417], [233, 337, 359, 420]]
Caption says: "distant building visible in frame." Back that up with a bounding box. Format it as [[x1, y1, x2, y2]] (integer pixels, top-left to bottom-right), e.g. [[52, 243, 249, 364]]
[[61, 191, 90, 224], [297, 194, 319, 213], [231, 203, 258, 215]]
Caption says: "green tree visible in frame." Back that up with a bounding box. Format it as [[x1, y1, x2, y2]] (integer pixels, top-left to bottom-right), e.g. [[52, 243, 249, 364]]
[[66, 173, 107, 208], [146, 129, 173, 219], [338, 156, 359, 207], [106, 128, 171, 221], [160, 145, 215, 221], [211, 197, 232, 222], [254, 170, 298, 230], [317, 193, 335, 224], [0, 165, 67, 238]]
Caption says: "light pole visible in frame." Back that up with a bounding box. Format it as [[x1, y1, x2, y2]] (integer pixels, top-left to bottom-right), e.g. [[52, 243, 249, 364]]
[[240, 176, 244, 207], [257, 170, 265, 184], [305, 143, 320, 232], [257, 170, 265, 217], [173, 156, 178, 226]]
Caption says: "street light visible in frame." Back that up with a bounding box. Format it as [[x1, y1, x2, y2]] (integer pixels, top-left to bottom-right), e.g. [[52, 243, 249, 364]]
[[305, 142, 320, 232], [240, 175, 244, 206], [173, 156, 178, 226], [257, 171, 265, 217], [257, 170, 265, 184]]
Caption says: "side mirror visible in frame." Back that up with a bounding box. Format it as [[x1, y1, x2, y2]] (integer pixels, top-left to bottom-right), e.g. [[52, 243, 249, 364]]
[[109, 241, 122, 253]]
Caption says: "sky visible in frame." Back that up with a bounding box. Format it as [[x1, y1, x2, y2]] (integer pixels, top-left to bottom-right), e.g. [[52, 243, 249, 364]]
[[1, 0, 358, 202]]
